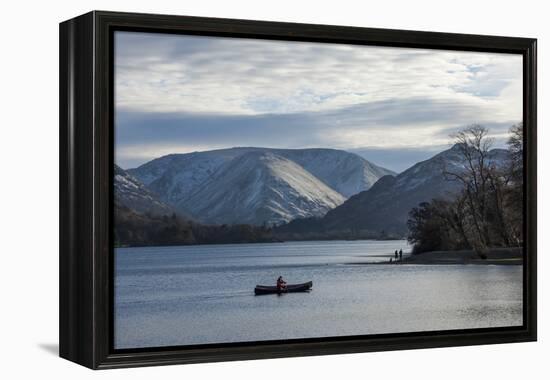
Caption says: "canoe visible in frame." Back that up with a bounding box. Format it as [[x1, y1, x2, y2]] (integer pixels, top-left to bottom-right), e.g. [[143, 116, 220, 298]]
[[254, 281, 313, 295]]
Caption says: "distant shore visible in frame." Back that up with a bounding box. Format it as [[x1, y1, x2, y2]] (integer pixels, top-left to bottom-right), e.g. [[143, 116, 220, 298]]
[[399, 247, 522, 265], [344, 247, 523, 266]]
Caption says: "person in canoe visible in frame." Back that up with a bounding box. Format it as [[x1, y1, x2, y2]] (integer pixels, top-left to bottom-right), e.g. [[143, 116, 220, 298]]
[[276, 276, 287, 292]]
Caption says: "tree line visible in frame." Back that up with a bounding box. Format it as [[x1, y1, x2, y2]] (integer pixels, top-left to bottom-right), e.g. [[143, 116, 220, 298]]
[[407, 124, 523, 255], [114, 206, 278, 247]]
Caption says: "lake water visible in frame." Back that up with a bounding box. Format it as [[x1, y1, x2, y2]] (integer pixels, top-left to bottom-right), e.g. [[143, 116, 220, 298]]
[[114, 240, 523, 349]]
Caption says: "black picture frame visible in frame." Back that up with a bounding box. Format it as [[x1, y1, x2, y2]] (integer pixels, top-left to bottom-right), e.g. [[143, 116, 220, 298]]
[[59, 10, 537, 369]]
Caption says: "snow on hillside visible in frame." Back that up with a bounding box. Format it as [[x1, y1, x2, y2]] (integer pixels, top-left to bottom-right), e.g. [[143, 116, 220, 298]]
[[277, 148, 394, 197], [129, 150, 247, 205], [125, 147, 394, 226], [394, 144, 509, 192], [129, 147, 393, 205], [114, 165, 174, 216], [179, 151, 346, 226]]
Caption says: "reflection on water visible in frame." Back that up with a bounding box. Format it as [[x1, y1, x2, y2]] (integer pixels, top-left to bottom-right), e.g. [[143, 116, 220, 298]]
[[114, 240, 523, 349]]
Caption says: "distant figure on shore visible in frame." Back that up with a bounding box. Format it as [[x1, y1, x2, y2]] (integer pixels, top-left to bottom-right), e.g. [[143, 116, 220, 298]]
[[390, 258, 393, 263], [277, 276, 287, 292], [399, 249, 403, 260], [394, 250, 398, 259]]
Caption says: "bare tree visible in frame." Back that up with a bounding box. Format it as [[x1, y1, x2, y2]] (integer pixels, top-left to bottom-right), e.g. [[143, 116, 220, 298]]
[[408, 124, 524, 254], [442, 193, 472, 249], [505, 123, 524, 245], [443, 125, 494, 253], [486, 164, 513, 246], [508, 123, 524, 184]]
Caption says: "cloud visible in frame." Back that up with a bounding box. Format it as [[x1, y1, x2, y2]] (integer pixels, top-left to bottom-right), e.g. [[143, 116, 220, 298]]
[[115, 32, 522, 116], [114, 31, 523, 170], [115, 96, 519, 169]]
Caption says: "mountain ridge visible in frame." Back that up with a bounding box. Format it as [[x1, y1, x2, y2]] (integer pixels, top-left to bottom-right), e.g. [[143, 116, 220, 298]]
[[275, 144, 509, 238], [114, 165, 176, 217], [180, 150, 347, 225], [127, 147, 394, 225]]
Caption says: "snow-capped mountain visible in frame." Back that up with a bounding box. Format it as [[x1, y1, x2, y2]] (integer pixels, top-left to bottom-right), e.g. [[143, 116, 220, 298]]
[[272, 148, 393, 197], [127, 149, 248, 204], [114, 165, 174, 216], [179, 151, 346, 226], [127, 147, 394, 225], [277, 144, 509, 236]]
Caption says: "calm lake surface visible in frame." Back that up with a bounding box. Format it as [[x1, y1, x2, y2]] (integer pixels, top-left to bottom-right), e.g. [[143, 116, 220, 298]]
[[114, 240, 523, 349]]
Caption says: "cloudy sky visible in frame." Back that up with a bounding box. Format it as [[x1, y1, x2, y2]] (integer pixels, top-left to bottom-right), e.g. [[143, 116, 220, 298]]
[[115, 31, 522, 172]]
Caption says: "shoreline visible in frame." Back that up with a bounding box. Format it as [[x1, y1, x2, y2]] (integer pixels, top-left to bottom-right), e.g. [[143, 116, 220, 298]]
[[353, 247, 523, 266], [115, 238, 409, 249]]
